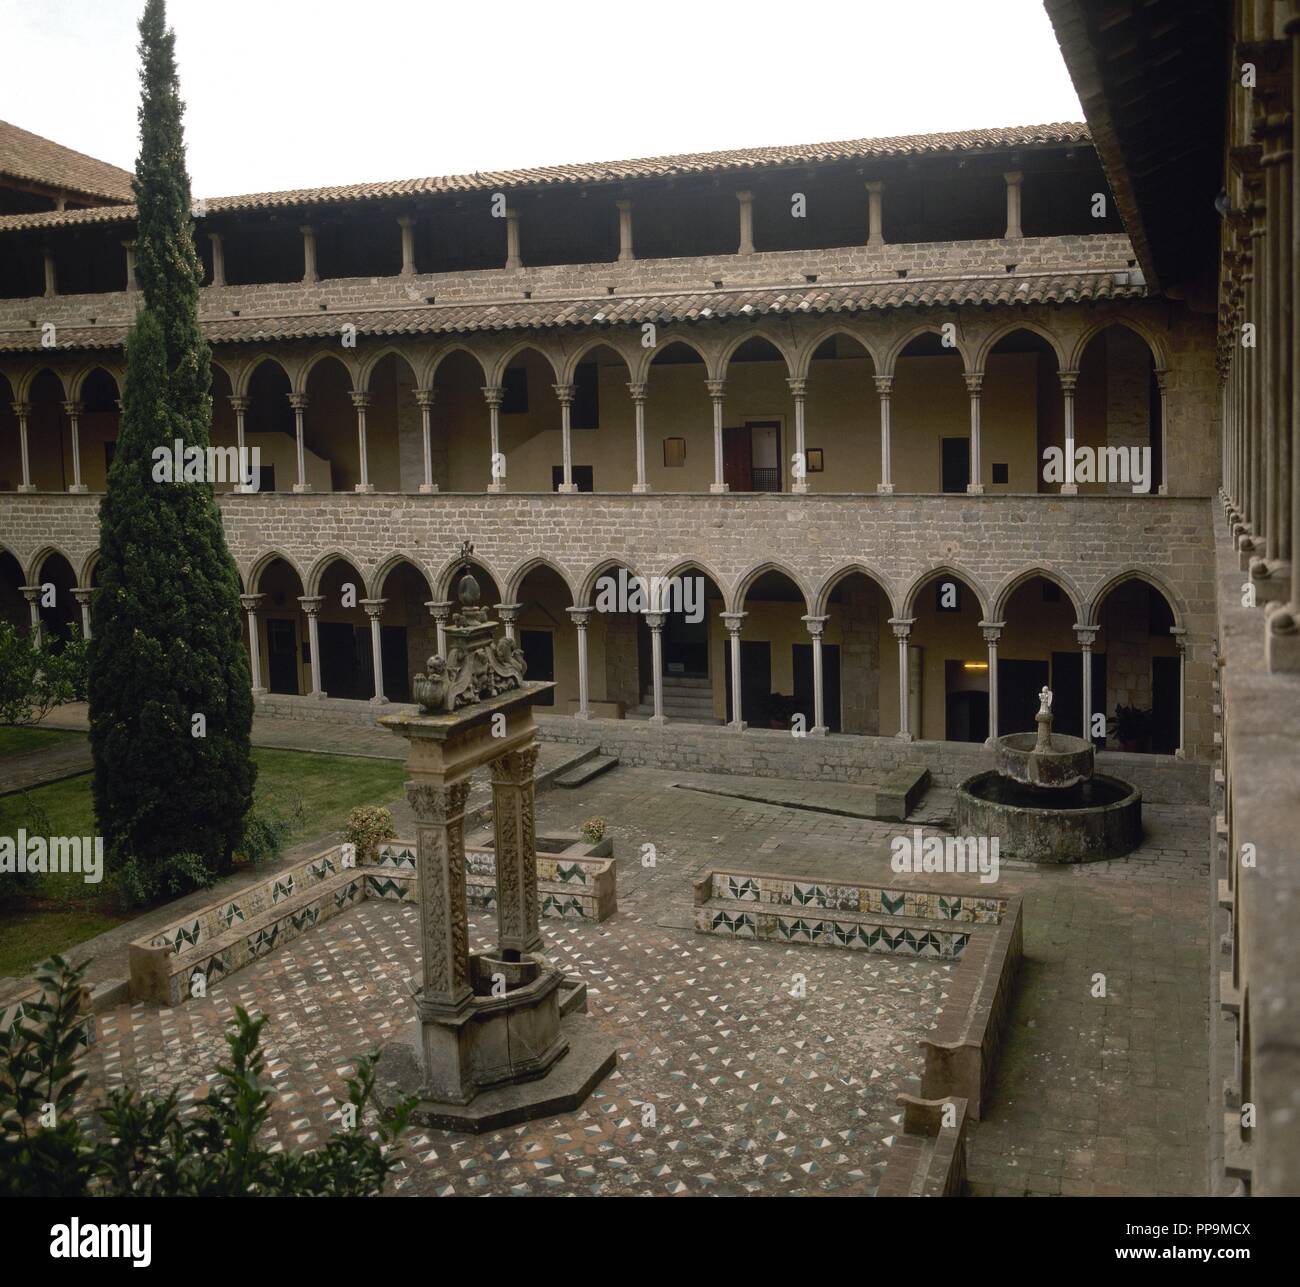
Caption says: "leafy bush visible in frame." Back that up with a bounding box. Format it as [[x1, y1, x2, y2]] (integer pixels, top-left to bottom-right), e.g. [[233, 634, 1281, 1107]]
[[238, 805, 300, 868], [0, 622, 89, 727], [344, 805, 397, 865], [115, 850, 215, 907], [0, 955, 414, 1196], [580, 816, 607, 844]]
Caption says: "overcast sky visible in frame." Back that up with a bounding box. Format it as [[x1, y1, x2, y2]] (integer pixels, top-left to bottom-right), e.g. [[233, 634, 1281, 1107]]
[[2, 0, 1084, 198]]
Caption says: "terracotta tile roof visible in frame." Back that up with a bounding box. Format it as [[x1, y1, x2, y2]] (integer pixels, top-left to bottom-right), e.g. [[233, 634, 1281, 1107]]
[[0, 121, 1090, 233], [0, 120, 134, 204], [0, 269, 1141, 354]]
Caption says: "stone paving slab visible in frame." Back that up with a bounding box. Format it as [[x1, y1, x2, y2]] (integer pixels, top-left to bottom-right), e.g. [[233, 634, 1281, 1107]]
[[669, 772, 916, 820], [79, 903, 950, 1196]]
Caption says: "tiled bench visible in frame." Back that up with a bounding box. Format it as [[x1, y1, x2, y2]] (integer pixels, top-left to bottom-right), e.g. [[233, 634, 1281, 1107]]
[[2, 981, 96, 1052], [128, 847, 363, 1005], [375, 834, 617, 923], [693, 870, 1006, 960]]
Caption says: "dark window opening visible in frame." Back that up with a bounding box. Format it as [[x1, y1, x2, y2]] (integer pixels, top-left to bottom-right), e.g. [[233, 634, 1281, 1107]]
[[992, 462, 1009, 484], [502, 366, 528, 414], [552, 465, 594, 491], [572, 361, 599, 429]]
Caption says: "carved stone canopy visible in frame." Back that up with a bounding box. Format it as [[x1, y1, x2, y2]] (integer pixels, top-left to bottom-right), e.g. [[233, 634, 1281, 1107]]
[[412, 566, 526, 714]]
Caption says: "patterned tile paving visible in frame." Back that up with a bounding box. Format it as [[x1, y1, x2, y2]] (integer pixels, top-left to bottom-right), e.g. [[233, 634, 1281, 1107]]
[[77, 902, 950, 1196]]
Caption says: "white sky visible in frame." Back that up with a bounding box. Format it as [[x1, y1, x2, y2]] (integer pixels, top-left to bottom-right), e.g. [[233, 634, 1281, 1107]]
[[1, 0, 1084, 198]]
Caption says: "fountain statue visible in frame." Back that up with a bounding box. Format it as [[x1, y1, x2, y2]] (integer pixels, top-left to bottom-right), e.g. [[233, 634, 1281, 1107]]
[[956, 685, 1142, 862]]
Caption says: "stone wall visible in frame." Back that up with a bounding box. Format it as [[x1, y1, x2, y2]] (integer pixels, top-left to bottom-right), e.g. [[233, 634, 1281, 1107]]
[[534, 715, 1211, 805]]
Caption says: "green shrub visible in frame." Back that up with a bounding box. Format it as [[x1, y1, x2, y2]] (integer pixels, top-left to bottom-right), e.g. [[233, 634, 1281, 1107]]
[[0, 955, 414, 1196], [239, 805, 299, 868], [344, 805, 397, 865], [580, 816, 607, 844], [0, 622, 89, 727]]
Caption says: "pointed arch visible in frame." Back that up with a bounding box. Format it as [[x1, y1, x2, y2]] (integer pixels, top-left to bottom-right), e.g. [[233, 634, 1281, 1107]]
[[1066, 316, 1168, 373], [235, 352, 295, 398], [901, 563, 991, 620], [576, 556, 645, 607], [358, 346, 419, 392], [505, 555, 579, 605], [991, 566, 1086, 623], [731, 560, 813, 614], [559, 337, 635, 385], [78, 549, 101, 588], [812, 562, 899, 618], [1085, 566, 1187, 631], [26, 543, 76, 585], [306, 548, 369, 597], [16, 366, 68, 402], [489, 339, 563, 387], [433, 550, 505, 602], [974, 319, 1067, 372], [793, 325, 881, 379], [246, 549, 306, 594], [716, 329, 796, 380], [883, 322, 973, 376], [371, 552, 436, 601], [634, 335, 711, 384], [299, 349, 357, 393], [420, 342, 490, 388], [67, 363, 123, 403]]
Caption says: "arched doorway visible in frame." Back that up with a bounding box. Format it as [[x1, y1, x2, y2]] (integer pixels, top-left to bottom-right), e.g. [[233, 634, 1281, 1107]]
[[734, 567, 812, 731], [909, 569, 987, 742], [1094, 576, 1180, 754]]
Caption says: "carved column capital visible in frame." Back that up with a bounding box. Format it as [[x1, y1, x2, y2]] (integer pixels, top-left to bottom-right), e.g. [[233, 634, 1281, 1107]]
[[414, 387, 437, 410], [801, 613, 829, 638], [567, 606, 593, 629], [979, 619, 1005, 645], [360, 597, 386, 619], [552, 383, 576, 405], [888, 615, 915, 642], [481, 384, 505, 408], [872, 376, 893, 397], [626, 381, 647, 401], [786, 377, 808, 399], [239, 593, 264, 613], [406, 778, 473, 824], [287, 392, 309, 412], [705, 379, 727, 400], [298, 594, 325, 617], [720, 610, 746, 635], [349, 391, 372, 411], [228, 395, 250, 413]]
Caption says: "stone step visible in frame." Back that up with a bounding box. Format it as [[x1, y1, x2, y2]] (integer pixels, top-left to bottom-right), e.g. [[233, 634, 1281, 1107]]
[[554, 753, 620, 788]]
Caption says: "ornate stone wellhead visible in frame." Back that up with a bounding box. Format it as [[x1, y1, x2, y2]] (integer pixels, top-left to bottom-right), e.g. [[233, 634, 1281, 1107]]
[[413, 541, 526, 713]]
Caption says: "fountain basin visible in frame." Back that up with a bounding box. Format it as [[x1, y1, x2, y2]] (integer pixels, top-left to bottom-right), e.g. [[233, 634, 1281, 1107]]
[[956, 770, 1142, 863], [995, 731, 1095, 789]]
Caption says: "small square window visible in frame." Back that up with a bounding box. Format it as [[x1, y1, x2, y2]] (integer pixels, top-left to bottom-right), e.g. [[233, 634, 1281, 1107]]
[[992, 462, 1009, 484], [663, 437, 686, 468], [806, 447, 824, 473]]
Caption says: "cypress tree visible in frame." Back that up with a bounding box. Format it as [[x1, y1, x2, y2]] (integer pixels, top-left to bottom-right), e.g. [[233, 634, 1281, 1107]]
[[89, 0, 254, 887]]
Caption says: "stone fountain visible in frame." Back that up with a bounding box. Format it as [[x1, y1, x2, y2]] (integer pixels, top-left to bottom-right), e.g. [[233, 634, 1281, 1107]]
[[372, 548, 616, 1131], [956, 686, 1142, 862]]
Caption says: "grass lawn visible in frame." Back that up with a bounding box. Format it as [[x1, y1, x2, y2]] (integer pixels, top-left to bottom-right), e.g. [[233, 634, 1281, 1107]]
[[0, 726, 86, 758], [0, 748, 405, 978]]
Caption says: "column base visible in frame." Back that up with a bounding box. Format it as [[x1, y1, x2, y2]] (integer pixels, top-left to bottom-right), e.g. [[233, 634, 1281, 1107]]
[[895, 731, 915, 742], [1266, 607, 1300, 672], [1174, 749, 1186, 761], [557, 484, 578, 494], [810, 725, 828, 738], [369, 694, 390, 706], [1060, 483, 1078, 496], [1158, 484, 1168, 495], [487, 482, 507, 493], [966, 483, 985, 495], [728, 719, 747, 732], [1251, 560, 1291, 604], [792, 482, 810, 495], [354, 483, 376, 494], [308, 689, 328, 700], [573, 710, 592, 721], [252, 686, 268, 697], [419, 483, 440, 494], [292, 483, 314, 494], [632, 483, 652, 494], [876, 483, 895, 494], [984, 736, 995, 748], [648, 714, 668, 726], [709, 483, 730, 494], [17, 484, 36, 493]]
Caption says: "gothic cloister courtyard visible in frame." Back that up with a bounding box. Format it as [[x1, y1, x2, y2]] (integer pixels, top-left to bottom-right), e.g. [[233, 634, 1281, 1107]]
[[44, 733, 1208, 1197]]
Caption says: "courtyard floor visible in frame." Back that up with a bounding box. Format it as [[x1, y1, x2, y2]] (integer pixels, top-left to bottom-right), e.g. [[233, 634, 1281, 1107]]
[[74, 761, 1210, 1197]]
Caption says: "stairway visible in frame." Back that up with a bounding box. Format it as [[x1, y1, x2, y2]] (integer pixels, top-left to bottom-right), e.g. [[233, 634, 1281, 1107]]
[[630, 674, 723, 724]]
